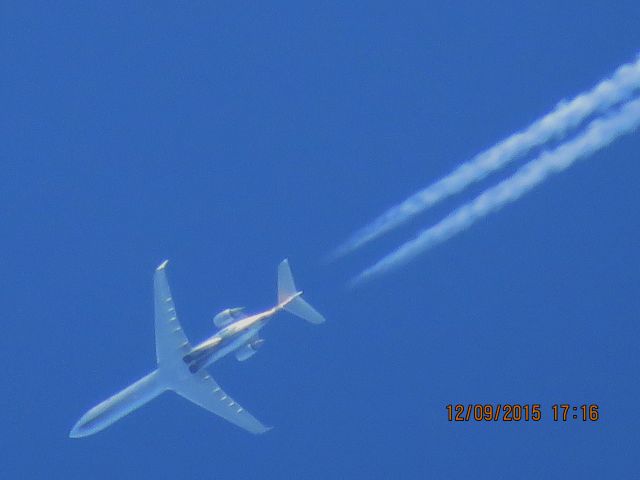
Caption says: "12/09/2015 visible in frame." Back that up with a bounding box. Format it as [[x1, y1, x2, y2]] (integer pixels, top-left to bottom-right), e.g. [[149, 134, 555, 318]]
[[445, 403, 599, 422]]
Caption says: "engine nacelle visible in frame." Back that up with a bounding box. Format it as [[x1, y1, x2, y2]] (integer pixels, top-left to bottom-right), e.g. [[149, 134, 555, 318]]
[[235, 338, 265, 361], [212, 307, 245, 327]]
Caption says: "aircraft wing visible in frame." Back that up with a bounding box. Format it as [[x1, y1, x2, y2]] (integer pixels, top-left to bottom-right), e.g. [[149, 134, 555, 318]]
[[154, 260, 269, 434], [154, 261, 193, 378], [173, 370, 270, 434]]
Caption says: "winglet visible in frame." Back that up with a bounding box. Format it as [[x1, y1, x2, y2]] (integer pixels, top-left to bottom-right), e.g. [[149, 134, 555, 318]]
[[156, 260, 169, 271]]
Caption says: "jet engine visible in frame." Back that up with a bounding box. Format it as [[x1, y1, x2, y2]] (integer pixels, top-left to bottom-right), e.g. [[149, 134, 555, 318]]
[[213, 307, 245, 327], [235, 338, 265, 361]]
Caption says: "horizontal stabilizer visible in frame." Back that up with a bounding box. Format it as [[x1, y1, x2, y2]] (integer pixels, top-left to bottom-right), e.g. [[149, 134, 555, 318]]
[[277, 259, 325, 324], [284, 296, 325, 324], [277, 259, 297, 304]]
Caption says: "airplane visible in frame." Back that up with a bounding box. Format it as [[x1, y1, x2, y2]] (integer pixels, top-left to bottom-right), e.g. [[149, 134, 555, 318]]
[[69, 259, 325, 438]]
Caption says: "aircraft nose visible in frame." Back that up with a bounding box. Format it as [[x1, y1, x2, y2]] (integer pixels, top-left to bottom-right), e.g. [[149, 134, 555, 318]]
[[69, 415, 91, 438], [69, 422, 82, 438]]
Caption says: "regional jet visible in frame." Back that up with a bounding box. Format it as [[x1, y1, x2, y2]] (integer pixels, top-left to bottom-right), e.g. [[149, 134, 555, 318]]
[[69, 259, 325, 437]]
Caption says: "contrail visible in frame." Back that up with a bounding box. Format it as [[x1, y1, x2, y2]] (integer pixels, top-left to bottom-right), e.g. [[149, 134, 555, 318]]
[[332, 56, 640, 260], [351, 96, 640, 286]]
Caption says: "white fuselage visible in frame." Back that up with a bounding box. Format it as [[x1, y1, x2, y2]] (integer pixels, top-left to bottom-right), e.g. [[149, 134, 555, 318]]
[[69, 297, 298, 438], [187, 293, 301, 371], [69, 258, 318, 439]]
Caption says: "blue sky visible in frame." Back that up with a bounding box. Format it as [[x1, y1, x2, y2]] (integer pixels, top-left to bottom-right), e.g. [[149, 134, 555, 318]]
[[3, 2, 640, 478]]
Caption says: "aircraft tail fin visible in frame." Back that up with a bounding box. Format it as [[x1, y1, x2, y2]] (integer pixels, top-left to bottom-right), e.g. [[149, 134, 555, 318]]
[[277, 259, 325, 324]]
